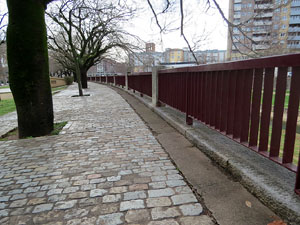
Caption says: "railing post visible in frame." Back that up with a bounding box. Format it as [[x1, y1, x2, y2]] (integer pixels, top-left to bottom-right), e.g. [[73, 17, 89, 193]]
[[113, 75, 116, 86], [152, 66, 160, 107], [186, 72, 193, 125], [106, 75, 108, 84], [125, 72, 129, 90]]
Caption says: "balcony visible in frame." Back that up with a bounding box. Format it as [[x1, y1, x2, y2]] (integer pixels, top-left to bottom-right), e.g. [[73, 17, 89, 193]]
[[288, 27, 300, 32], [291, 1, 300, 7], [253, 44, 269, 50], [287, 35, 300, 41], [288, 43, 300, 48], [253, 20, 272, 26], [289, 17, 300, 24], [254, 4, 272, 9], [255, 12, 273, 18]]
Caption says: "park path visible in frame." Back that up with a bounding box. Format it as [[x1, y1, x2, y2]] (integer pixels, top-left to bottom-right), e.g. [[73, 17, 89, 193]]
[[0, 83, 214, 225]]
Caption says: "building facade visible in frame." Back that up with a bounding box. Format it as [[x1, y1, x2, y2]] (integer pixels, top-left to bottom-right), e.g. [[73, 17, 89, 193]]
[[129, 44, 226, 72], [227, 0, 300, 61], [87, 59, 127, 77]]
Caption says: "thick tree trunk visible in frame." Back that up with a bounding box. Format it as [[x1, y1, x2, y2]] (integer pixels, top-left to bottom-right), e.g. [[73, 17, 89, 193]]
[[81, 68, 88, 89], [6, 0, 54, 138], [75, 63, 83, 96]]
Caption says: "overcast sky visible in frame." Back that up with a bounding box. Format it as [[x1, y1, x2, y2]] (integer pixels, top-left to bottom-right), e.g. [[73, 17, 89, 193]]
[[125, 0, 229, 52], [0, 0, 229, 52]]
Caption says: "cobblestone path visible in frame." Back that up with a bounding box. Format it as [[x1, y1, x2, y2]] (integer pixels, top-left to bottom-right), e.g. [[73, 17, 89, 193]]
[[0, 83, 214, 225]]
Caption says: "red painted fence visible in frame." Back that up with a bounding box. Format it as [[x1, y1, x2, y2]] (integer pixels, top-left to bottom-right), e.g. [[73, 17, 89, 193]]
[[88, 53, 300, 195], [128, 73, 152, 97]]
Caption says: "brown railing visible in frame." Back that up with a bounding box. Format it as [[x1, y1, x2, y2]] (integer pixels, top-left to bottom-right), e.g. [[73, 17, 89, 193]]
[[88, 53, 300, 195], [128, 73, 152, 97], [115, 75, 125, 87]]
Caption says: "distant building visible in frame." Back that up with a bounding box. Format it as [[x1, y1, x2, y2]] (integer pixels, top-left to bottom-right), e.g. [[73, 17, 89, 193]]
[[164, 48, 184, 63], [227, 0, 300, 61], [146, 43, 156, 52], [128, 43, 164, 72], [87, 59, 127, 77], [183, 48, 226, 64], [129, 43, 226, 72]]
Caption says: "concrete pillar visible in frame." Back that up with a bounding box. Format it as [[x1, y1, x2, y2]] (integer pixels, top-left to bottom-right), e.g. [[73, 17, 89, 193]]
[[152, 66, 159, 107], [125, 72, 129, 90]]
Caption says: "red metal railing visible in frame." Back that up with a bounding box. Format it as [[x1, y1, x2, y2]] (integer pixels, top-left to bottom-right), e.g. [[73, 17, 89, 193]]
[[128, 73, 152, 97], [115, 76, 125, 87], [158, 54, 300, 195], [88, 53, 300, 194]]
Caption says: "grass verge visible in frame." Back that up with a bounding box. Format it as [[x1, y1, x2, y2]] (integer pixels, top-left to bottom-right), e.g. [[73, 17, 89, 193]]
[[0, 99, 16, 116]]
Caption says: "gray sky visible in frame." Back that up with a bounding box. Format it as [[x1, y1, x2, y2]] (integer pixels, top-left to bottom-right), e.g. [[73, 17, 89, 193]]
[[0, 0, 229, 51], [126, 0, 229, 51]]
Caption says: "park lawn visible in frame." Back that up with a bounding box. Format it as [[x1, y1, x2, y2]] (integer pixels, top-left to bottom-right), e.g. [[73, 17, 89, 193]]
[[0, 86, 68, 116], [0, 99, 16, 116], [0, 85, 9, 89]]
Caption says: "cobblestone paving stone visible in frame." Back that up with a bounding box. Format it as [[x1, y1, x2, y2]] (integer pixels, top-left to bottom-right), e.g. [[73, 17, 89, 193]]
[[0, 83, 215, 224]]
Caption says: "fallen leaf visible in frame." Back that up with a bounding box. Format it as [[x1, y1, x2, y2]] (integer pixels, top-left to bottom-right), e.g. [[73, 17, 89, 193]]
[[245, 200, 252, 208], [267, 220, 287, 225]]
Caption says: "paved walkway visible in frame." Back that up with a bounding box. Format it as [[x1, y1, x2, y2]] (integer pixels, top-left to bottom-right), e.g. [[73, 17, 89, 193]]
[[0, 83, 214, 225]]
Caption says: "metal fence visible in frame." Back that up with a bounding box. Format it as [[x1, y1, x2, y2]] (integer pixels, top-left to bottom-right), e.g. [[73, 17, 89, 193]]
[[88, 53, 300, 195]]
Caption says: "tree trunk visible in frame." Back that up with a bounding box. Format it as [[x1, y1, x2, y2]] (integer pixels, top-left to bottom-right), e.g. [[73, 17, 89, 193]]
[[6, 0, 54, 138], [81, 68, 88, 89], [75, 63, 83, 96]]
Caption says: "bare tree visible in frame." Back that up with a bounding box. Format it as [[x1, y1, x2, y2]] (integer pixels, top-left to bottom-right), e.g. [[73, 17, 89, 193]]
[[47, 0, 137, 92], [0, 12, 7, 45], [6, 0, 55, 138], [146, 0, 294, 61]]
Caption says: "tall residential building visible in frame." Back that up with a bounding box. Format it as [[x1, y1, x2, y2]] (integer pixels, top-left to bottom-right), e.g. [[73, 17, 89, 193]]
[[227, 0, 300, 61]]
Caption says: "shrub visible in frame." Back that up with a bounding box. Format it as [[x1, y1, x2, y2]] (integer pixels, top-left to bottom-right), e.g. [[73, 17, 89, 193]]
[[64, 76, 74, 85]]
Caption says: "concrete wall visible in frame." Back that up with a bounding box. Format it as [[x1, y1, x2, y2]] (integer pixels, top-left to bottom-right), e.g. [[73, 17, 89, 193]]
[[50, 77, 66, 88]]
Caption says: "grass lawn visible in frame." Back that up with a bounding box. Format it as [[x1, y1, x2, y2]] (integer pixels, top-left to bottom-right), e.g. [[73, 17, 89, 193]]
[[0, 85, 9, 89], [0, 99, 16, 116], [0, 86, 68, 116]]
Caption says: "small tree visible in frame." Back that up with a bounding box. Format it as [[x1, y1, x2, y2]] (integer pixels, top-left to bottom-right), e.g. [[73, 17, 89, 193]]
[[6, 0, 54, 138], [47, 0, 136, 91]]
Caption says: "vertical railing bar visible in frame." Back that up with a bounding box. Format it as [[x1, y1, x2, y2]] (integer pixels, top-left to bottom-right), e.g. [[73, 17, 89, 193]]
[[202, 72, 207, 122], [206, 72, 212, 124], [258, 68, 275, 153], [283, 67, 300, 164], [240, 69, 254, 143], [220, 71, 229, 132], [249, 68, 264, 147], [270, 67, 288, 158], [215, 71, 223, 130], [210, 72, 217, 127], [233, 70, 245, 139], [226, 70, 237, 135]]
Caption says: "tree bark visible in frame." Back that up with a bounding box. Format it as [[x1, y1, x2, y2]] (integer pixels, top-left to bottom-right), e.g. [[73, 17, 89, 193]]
[[6, 0, 54, 138], [80, 68, 88, 89]]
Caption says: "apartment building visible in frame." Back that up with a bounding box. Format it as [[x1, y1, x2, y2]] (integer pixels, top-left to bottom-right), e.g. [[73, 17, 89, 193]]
[[227, 0, 300, 61]]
